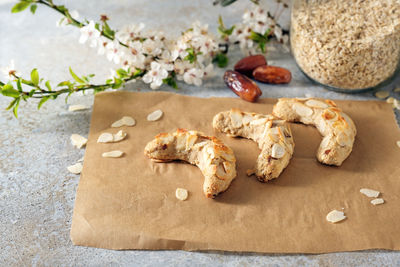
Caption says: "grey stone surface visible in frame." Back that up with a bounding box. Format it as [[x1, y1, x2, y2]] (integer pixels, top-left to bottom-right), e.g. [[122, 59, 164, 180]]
[[0, 0, 399, 266]]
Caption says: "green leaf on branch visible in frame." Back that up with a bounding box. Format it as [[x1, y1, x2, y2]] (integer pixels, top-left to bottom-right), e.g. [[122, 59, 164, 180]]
[[111, 78, 123, 89], [11, 1, 30, 13], [45, 80, 52, 91], [212, 53, 229, 68], [249, 29, 271, 53], [69, 67, 85, 84], [16, 79, 23, 92], [57, 81, 71, 87], [102, 21, 115, 39], [13, 98, 20, 118], [184, 48, 201, 64], [30, 4, 37, 14], [163, 72, 178, 89], [217, 16, 235, 38], [1, 84, 20, 98], [116, 68, 128, 78], [38, 96, 50, 109], [6, 98, 18, 110], [31, 68, 39, 86]]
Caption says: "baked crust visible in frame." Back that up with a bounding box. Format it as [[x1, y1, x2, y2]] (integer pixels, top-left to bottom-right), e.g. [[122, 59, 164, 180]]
[[144, 128, 237, 198], [272, 98, 357, 166], [213, 109, 294, 182]]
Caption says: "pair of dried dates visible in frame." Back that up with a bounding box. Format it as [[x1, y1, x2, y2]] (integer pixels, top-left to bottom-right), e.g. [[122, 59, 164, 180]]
[[224, 55, 292, 102]]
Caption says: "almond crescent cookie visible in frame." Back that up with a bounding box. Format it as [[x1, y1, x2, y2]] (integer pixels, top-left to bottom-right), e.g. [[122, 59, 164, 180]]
[[213, 109, 294, 182], [272, 98, 357, 166], [144, 129, 237, 198]]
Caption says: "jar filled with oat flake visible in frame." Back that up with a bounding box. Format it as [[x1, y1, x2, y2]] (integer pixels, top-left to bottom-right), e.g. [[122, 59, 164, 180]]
[[291, 0, 400, 93]]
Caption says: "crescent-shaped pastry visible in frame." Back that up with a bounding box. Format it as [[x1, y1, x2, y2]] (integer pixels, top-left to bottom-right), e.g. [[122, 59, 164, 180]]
[[144, 128, 237, 198], [272, 98, 356, 166], [213, 109, 295, 182]]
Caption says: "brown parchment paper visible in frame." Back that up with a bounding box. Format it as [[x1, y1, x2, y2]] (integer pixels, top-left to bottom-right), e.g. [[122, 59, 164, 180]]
[[70, 91, 400, 253]]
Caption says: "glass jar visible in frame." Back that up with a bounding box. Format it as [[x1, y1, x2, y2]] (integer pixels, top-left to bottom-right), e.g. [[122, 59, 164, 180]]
[[290, 0, 400, 93]]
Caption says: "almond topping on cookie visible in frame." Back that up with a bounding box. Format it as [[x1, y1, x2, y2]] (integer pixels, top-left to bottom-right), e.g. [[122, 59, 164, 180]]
[[305, 99, 328, 108], [175, 188, 188, 201], [326, 210, 346, 223], [147, 109, 163, 121], [360, 188, 380, 198], [371, 198, 385, 205], [271, 143, 285, 158], [293, 102, 313, 117]]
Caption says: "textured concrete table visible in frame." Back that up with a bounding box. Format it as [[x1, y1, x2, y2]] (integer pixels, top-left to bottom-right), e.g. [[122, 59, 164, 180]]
[[1, 0, 400, 266]]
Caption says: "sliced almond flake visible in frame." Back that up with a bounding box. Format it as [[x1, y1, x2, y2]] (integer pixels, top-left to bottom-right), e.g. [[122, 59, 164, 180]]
[[271, 143, 285, 158], [147, 109, 163, 121], [102, 150, 124, 158], [175, 188, 188, 201], [386, 97, 395, 104], [305, 99, 328, 108], [230, 111, 243, 128], [67, 163, 83, 174], [371, 198, 385, 205], [360, 188, 380, 198], [70, 134, 88, 149], [97, 133, 114, 143], [242, 115, 253, 125], [250, 118, 268, 126], [111, 116, 136, 128], [326, 210, 346, 223], [113, 130, 127, 142], [77, 157, 84, 163], [68, 104, 88, 112], [396, 141, 400, 148], [393, 99, 400, 110], [374, 90, 389, 99], [293, 102, 313, 117]]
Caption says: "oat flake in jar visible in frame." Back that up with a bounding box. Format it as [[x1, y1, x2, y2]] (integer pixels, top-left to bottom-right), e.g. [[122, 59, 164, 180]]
[[291, 0, 400, 93]]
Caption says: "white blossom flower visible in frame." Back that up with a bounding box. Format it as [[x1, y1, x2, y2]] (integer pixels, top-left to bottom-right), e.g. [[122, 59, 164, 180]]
[[202, 63, 215, 78], [173, 59, 192, 80], [56, 10, 79, 27], [142, 38, 163, 57], [183, 68, 203, 86], [96, 36, 109, 55], [115, 23, 145, 43], [0, 60, 19, 80], [105, 40, 125, 64], [142, 62, 168, 90], [79, 20, 101, 47]]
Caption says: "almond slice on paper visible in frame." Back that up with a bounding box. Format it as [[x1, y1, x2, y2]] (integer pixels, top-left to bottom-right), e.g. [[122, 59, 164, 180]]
[[113, 130, 127, 142], [374, 90, 389, 99], [102, 150, 124, 158], [371, 198, 385, 205], [111, 116, 136, 128], [175, 188, 188, 201], [68, 104, 88, 112], [67, 163, 83, 174], [70, 134, 87, 149], [147, 109, 163, 121], [326, 210, 346, 223], [97, 130, 127, 143], [97, 133, 114, 143], [360, 188, 380, 198], [397, 141, 400, 148]]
